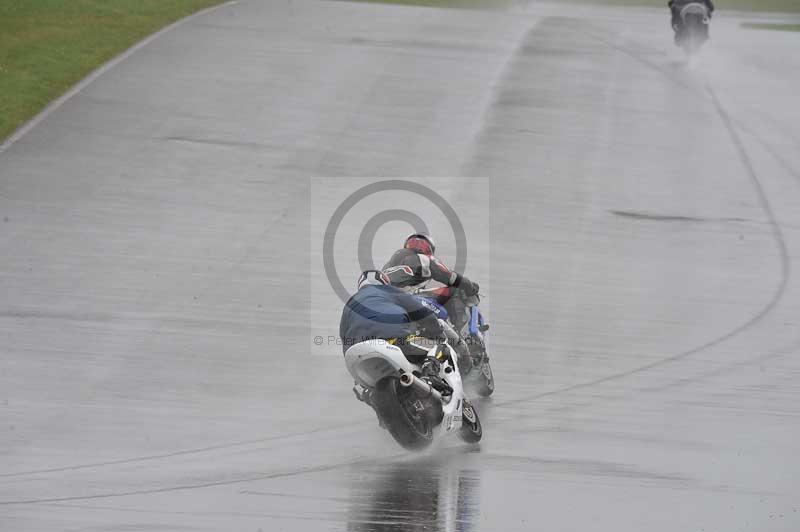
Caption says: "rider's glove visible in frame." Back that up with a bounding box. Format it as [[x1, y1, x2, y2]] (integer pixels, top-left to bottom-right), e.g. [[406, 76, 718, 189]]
[[418, 314, 446, 341], [460, 276, 480, 296]]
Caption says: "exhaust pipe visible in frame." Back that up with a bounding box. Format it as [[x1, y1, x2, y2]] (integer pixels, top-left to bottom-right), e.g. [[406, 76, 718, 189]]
[[399, 372, 443, 405]]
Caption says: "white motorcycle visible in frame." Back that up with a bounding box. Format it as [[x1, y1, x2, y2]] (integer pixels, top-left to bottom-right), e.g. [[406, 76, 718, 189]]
[[345, 335, 482, 450]]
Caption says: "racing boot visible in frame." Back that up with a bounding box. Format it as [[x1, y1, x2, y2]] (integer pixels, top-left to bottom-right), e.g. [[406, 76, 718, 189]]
[[452, 336, 473, 375], [419, 357, 452, 397], [417, 358, 448, 425], [353, 384, 385, 428]]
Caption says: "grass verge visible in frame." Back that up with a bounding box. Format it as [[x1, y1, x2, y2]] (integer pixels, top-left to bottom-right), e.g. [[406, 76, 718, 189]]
[[0, 0, 224, 143], [741, 22, 800, 31], [346, 0, 514, 8]]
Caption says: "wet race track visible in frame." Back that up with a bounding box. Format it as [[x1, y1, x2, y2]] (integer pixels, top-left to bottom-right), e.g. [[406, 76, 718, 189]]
[[2, 1, 800, 530]]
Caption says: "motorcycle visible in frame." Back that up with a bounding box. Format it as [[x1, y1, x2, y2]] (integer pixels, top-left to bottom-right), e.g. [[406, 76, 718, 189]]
[[413, 286, 495, 397], [345, 336, 482, 450], [675, 3, 710, 55]]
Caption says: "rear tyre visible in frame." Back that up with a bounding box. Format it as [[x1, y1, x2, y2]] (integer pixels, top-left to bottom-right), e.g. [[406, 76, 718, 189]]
[[459, 400, 482, 444], [372, 377, 435, 451], [681, 15, 708, 55]]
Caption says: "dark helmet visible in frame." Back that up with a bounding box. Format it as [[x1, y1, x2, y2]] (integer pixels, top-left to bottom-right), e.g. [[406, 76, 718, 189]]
[[357, 269, 391, 290], [404, 233, 435, 256]]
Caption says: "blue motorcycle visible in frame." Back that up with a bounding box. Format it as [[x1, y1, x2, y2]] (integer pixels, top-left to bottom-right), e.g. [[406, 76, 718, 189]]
[[413, 286, 494, 397]]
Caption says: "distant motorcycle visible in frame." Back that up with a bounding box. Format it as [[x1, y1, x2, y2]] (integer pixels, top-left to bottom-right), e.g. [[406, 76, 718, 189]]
[[675, 3, 711, 55], [345, 337, 482, 450], [413, 286, 495, 397]]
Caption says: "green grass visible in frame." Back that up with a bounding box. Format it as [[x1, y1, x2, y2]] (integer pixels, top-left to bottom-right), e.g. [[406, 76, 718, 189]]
[[346, 0, 514, 7], [0, 0, 224, 142], [741, 22, 800, 31]]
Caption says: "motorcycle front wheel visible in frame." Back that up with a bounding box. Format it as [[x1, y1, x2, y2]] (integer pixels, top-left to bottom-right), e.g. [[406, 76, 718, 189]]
[[474, 358, 495, 397], [466, 341, 495, 397], [459, 399, 482, 444]]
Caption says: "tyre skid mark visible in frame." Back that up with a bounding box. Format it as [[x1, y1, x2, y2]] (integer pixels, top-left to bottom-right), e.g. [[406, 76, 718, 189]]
[[492, 19, 792, 408], [0, 453, 400, 506], [0, 421, 367, 479]]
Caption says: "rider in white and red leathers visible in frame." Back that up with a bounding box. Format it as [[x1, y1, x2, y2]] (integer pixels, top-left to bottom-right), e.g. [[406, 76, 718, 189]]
[[382, 234, 479, 372], [382, 234, 479, 299]]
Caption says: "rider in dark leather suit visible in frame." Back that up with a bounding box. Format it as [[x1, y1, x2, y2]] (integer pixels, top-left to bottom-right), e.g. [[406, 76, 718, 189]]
[[382, 234, 480, 372], [340, 270, 453, 407], [382, 233, 478, 300]]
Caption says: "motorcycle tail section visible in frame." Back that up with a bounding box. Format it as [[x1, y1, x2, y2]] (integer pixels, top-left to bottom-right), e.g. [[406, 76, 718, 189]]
[[344, 339, 414, 389]]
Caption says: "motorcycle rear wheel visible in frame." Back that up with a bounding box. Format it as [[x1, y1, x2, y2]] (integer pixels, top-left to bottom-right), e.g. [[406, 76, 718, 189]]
[[373, 376, 435, 451], [681, 15, 708, 55]]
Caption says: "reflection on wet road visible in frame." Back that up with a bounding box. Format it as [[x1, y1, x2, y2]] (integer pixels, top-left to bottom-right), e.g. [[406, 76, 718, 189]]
[[347, 454, 480, 532]]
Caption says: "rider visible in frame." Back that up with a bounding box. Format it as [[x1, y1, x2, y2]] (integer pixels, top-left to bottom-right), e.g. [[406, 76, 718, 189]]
[[382, 233, 480, 371], [339, 270, 451, 385], [668, 0, 714, 43], [382, 234, 480, 302]]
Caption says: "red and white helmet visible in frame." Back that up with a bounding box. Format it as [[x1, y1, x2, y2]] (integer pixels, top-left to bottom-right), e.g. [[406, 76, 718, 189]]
[[404, 233, 435, 256]]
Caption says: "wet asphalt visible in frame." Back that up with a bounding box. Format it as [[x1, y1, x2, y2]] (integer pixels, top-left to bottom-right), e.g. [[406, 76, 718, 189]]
[[1, 1, 800, 530]]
